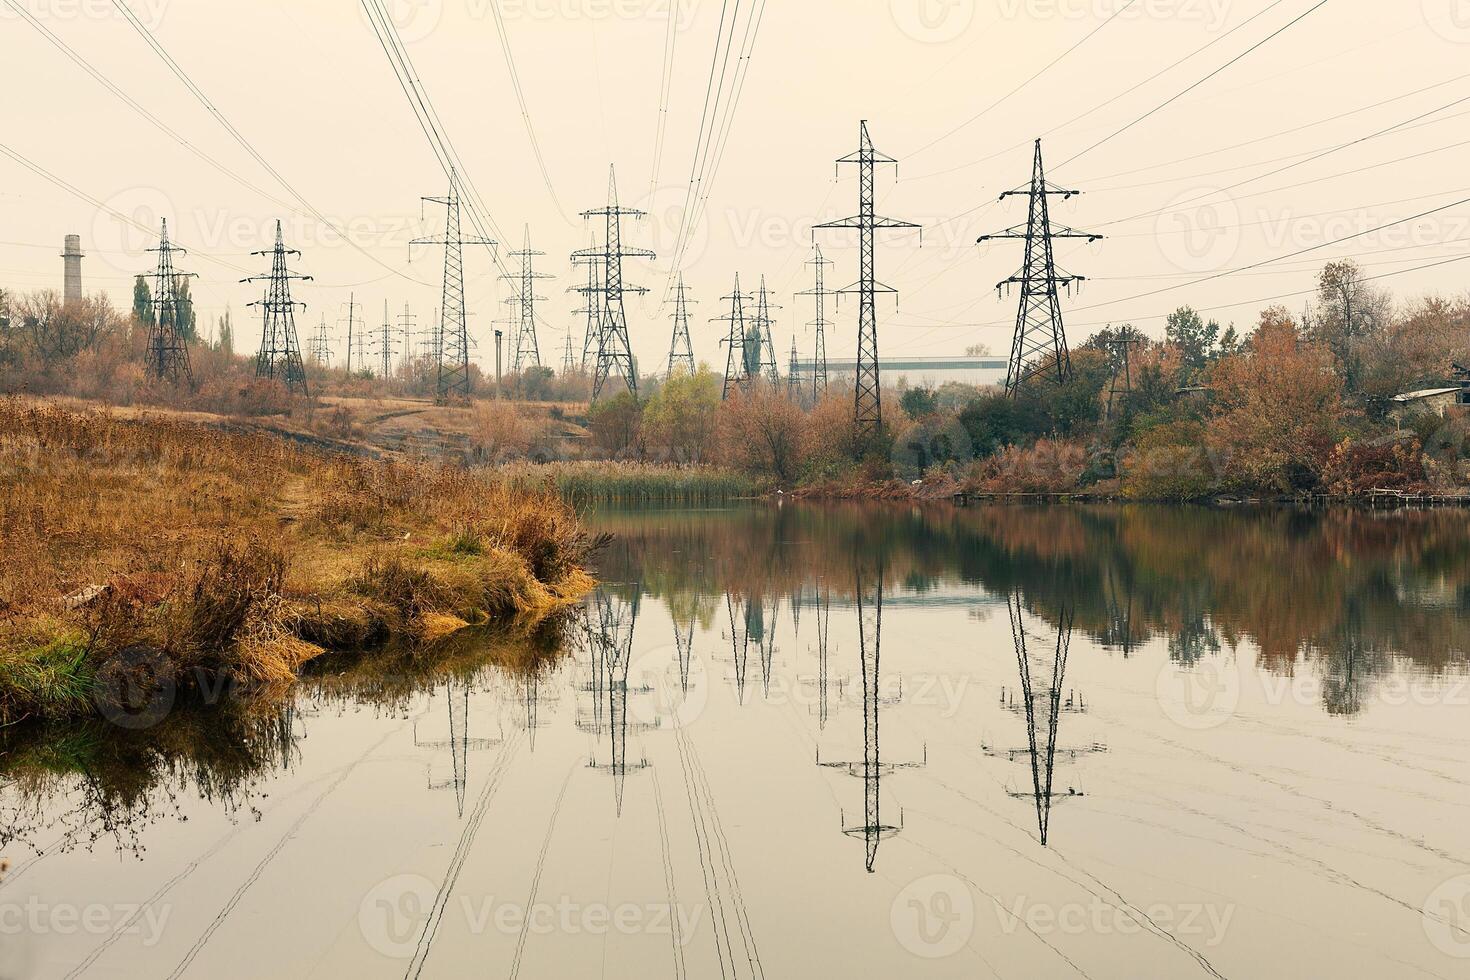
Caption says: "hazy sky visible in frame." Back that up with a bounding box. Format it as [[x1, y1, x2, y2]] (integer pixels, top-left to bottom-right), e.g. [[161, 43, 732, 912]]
[[4, 0, 1469, 371]]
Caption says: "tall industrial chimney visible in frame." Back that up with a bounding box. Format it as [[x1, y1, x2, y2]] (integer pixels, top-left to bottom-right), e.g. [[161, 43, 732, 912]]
[[61, 234, 84, 305]]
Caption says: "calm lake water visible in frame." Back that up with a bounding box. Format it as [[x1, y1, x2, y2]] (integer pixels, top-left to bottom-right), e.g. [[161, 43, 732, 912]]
[[4, 503, 1470, 979]]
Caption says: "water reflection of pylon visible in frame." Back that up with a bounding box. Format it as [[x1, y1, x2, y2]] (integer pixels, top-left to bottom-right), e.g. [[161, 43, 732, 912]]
[[815, 567, 923, 873], [995, 595, 1104, 846], [718, 592, 753, 704], [753, 594, 781, 698], [415, 677, 504, 818], [584, 591, 655, 815], [672, 611, 696, 696], [1101, 563, 1138, 657]]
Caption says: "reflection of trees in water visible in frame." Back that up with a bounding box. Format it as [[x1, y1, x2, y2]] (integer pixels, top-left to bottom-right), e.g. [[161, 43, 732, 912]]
[[590, 503, 1470, 696], [0, 617, 579, 849]]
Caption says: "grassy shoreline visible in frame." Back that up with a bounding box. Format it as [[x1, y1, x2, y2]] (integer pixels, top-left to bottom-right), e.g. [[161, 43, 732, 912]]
[[0, 400, 597, 725]]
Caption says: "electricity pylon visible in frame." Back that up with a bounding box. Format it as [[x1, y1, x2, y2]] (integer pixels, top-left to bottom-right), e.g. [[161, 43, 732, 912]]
[[574, 167, 654, 402], [714, 274, 754, 400], [798, 244, 832, 401], [560, 327, 577, 376], [144, 219, 194, 385], [308, 314, 332, 366], [1104, 332, 1141, 422], [502, 226, 553, 373], [412, 168, 495, 401], [787, 336, 802, 401], [244, 220, 311, 395], [398, 304, 417, 374], [666, 273, 696, 380], [816, 121, 920, 440], [378, 300, 395, 380], [752, 276, 782, 387], [978, 139, 1102, 397]]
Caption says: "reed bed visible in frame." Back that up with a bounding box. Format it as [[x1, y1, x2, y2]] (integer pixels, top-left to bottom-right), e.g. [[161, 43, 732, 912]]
[[494, 461, 759, 506], [0, 399, 596, 724]]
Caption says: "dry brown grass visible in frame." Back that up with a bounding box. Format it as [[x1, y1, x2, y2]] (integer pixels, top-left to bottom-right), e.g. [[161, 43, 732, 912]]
[[0, 397, 596, 723]]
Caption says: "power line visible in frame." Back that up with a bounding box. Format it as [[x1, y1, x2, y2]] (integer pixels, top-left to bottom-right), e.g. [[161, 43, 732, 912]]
[[905, 0, 1140, 159], [1056, 0, 1331, 169], [108, 0, 430, 286], [486, 0, 569, 221]]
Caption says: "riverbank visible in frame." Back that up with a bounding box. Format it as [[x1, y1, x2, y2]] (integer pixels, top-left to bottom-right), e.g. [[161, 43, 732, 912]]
[[0, 400, 596, 724]]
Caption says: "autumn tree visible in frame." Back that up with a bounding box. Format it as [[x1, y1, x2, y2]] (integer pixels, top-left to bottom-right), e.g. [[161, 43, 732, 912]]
[[1205, 306, 1345, 492], [717, 387, 805, 484], [642, 366, 721, 463], [588, 390, 643, 458]]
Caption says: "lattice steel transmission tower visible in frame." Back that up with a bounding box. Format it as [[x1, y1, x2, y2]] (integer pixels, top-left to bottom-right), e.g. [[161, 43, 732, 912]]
[[308, 314, 332, 366], [787, 337, 802, 401], [752, 276, 782, 387], [798, 244, 832, 401], [502, 226, 553, 374], [245, 220, 311, 395], [1104, 332, 1141, 422], [398, 304, 417, 373], [816, 122, 920, 440], [412, 169, 495, 401], [665, 273, 696, 380], [143, 219, 195, 385], [561, 327, 577, 376], [575, 168, 654, 402], [715, 274, 754, 400], [377, 301, 396, 380], [979, 140, 1102, 398]]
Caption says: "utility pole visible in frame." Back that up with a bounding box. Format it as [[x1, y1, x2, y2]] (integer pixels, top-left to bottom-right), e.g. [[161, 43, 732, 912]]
[[502, 226, 553, 374], [244, 220, 311, 396], [340, 293, 365, 375], [798, 244, 832, 401], [815, 121, 920, 441], [666, 272, 696, 380], [715, 274, 754, 400], [494, 329, 503, 399], [979, 139, 1101, 398], [574, 167, 654, 403], [412, 168, 496, 402], [572, 239, 602, 372], [752, 276, 782, 387], [144, 218, 195, 385]]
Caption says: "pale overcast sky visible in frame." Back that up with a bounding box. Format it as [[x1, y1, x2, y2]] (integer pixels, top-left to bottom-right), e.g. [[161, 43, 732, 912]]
[[3, 0, 1469, 371]]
